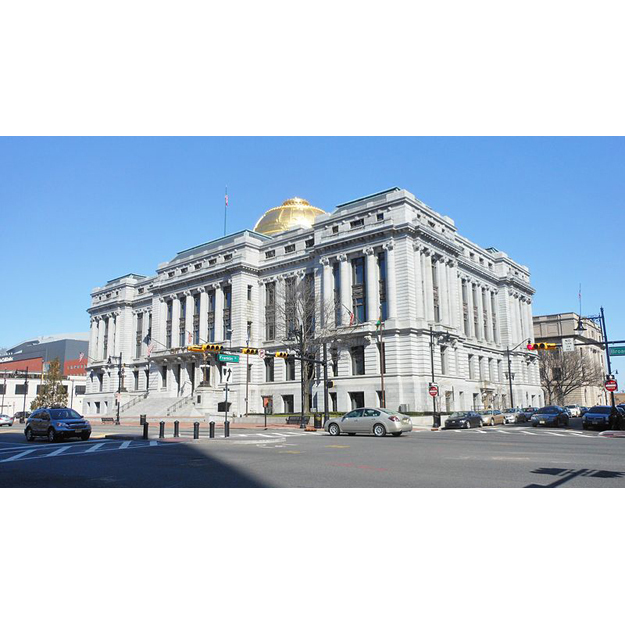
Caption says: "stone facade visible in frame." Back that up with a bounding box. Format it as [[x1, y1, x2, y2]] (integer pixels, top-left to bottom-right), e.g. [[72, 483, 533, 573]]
[[85, 188, 543, 417]]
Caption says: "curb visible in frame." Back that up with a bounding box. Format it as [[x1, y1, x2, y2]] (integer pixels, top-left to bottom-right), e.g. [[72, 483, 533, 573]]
[[104, 434, 288, 444]]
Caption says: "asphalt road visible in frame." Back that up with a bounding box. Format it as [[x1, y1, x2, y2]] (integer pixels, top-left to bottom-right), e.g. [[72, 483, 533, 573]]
[[0, 419, 623, 487]]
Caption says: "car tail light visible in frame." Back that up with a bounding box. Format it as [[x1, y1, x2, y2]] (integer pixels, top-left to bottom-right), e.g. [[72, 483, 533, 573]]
[[388, 416, 400, 422]]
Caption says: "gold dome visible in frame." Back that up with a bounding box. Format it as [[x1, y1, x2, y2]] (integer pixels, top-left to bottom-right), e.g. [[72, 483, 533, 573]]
[[253, 197, 326, 236]]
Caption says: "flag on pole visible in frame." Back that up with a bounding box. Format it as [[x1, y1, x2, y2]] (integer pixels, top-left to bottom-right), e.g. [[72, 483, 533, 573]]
[[143, 329, 152, 345], [349, 310, 355, 326], [188, 331, 193, 345], [78, 352, 84, 363], [147, 343, 153, 357], [225, 190, 229, 207]]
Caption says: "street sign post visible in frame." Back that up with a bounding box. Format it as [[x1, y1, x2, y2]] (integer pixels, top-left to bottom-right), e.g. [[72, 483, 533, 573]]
[[428, 383, 439, 398], [609, 346, 625, 357], [605, 379, 618, 393]]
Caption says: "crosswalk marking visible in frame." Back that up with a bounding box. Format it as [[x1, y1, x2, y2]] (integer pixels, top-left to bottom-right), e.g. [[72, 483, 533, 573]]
[[0, 448, 38, 462], [149, 441, 158, 446], [85, 443, 106, 453], [522, 431, 539, 435], [46, 446, 71, 457], [120, 441, 132, 449], [543, 432, 566, 437]]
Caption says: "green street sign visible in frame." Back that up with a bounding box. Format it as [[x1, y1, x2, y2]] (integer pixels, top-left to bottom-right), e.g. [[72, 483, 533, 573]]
[[218, 354, 240, 363], [609, 347, 625, 357]]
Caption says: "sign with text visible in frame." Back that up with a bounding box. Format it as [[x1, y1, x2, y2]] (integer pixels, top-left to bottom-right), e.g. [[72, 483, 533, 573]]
[[609, 346, 625, 357], [562, 338, 575, 352], [218, 354, 239, 363]]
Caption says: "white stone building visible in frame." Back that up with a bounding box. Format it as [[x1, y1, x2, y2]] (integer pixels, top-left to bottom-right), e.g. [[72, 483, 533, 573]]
[[85, 188, 543, 418]]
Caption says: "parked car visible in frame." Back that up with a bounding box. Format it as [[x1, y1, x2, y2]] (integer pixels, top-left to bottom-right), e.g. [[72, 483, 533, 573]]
[[0, 414, 14, 427], [444, 411, 483, 429], [24, 408, 92, 442], [532, 406, 570, 428], [479, 409, 505, 426], [503, 408, 525, 424], [518, 407, 539, 423], [565, 405, 582, 417], [579, 407, 589, 416], [324, 407, 413, 437], [582, 406, 623, 431], [14, 411, 31, 423]]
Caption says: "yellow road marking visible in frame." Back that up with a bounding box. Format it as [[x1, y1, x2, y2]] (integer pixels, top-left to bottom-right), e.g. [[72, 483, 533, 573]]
[[326, 445, 350, 449], [278, 450, 302, 454]]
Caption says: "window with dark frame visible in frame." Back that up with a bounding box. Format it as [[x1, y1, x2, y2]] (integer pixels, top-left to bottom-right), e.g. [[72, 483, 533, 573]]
[[207, 290, 215, 342], [265, 282, 276, 340], [377, 251, 387, 321], [351, 257, 367, 323], [351, 345, 365, 376]]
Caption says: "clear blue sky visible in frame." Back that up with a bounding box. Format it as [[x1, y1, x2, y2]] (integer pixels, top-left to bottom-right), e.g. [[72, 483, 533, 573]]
[[1, 137, 623, 380]]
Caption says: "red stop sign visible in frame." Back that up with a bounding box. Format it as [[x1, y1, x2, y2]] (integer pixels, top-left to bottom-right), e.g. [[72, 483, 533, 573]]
[[429, 384, 439, 397], [605, 379, 618, 392]]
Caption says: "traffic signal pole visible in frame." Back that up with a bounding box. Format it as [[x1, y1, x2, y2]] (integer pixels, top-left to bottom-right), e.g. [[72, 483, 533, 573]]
[[599, 307, 616, 412]]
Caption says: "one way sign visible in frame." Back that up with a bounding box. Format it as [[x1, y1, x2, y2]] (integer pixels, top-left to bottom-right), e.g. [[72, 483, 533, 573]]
[[223, 366, 233, 384]]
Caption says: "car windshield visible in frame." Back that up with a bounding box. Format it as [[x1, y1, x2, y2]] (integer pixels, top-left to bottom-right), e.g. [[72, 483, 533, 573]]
[[589, 407, 612, 414], [503, 409, 517, 413], [449, 412, 468, 418], [537, 407, 559, 414], [52, 409, 82, 420]]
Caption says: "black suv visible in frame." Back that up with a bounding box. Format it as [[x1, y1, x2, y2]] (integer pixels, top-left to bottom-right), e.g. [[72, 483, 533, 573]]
[[25, 408, 92, 442]]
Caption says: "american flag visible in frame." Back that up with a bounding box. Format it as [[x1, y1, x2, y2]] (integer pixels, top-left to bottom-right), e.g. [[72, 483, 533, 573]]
[[147, 343, 153, 357], [78, 352, 84, 362], [225, 191, 229, 207], [188, 331, 193, 345], [349, 311, 355, 326]]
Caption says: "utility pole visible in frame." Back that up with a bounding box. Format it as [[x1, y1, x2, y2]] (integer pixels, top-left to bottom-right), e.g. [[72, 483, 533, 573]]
[[323, 343, 329, 424], [599, 307, 616, 412], [506, 347, 514, 410]]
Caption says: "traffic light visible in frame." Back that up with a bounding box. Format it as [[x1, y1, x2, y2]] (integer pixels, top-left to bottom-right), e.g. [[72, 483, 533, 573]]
[[527, 343, 558, 351], [205, 344, 223, 352], [242, 347, 258, 355], [274, 351, 289, 358], [187, 345, 204, 352]]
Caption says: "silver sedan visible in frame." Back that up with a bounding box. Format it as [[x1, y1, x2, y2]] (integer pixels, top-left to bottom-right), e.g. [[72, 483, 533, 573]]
[[0, 414, 14, 427], [324, 407, 413, 437]]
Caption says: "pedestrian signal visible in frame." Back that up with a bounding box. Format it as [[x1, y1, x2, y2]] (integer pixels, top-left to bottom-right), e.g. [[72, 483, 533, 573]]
[[327, 380, 334, 389]]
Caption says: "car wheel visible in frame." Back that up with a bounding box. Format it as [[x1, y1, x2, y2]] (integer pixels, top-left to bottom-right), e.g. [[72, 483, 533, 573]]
[[25, 427, 35, 442], [490, 418, 495, 426], [328, 423, 341, 436], [373, 424, 386, 437], [81, 432, 90, 441], [532, 423, 537, 428], [9, 423, 13, 427], [465, 421, 471, 429], [47, 428, 57, 443]]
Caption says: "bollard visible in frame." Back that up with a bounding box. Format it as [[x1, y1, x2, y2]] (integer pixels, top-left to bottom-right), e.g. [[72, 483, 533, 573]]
[[314, 413, 322, 429], [224, 420, 230, 438], [142, 421, 149, 440], [159, 421, 165, 438], [174, 420, 180, 438], [209, 421, 215, 438], [193, 422, 200, 439], [140, 414, 146, 426]]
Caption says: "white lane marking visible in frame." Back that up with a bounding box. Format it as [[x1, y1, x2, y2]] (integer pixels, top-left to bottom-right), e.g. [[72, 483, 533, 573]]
[[496, 429, 510, 434], [475, 429, 487, 434], [46, 446, 71, 457], [522, 431, 539, 436], [85, 443, 106, 453], [257, 433, 281, 438], [119, 441, 132, 449], [1, 448, 39, 462], [149, 441, 158, 446], [543, 432, 566, 437]]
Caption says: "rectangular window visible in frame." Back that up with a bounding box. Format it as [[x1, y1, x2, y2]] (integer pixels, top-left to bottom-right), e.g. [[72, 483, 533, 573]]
[[193, 294, 201, 344], [440, 346, 447, 375], [497, 360, 503, 382], [181, 267, 188, 274], [351, 345, 365, 376], [133, 371, 139, 391], [207, 290, 215, 342], [286, 356, 296, 381], [223, 286, 232, 338], [305, 239, 314, 248], [265, 358, 274, 382], [179, 298, 186, 347], [482, 289, 489, 339], [282, 395, 294, 413], [350, 218, 364, 229], [135, 313, 143, 358], [377, 251, 387, 321], [491, 293, 498, 342], [284, 244, 295, 254], [166, 301, 173, 348], [333, 262, 341, 326], [377, 213, 384, 222], [265, 282, 276, 340], [103, 318, 109, 359], [75, 385, 86, 395], [331, 348, 339, 377], [0, 384, 5, 394], [285, 277, 297, 338], [330, 392, 337, 412], [161, 366, 167, 389], [462, 281, 470, 335], [224, 254, 232, 261], [247, 285, 252, 301], [351, 257, 367, 323], [472, 286, 479, 337], [209, 258, 217, 266], [468, 354, 474, 380], [15, 384, 27, 395], [332, 225, 339, 234], [304, 273, 315, 334], [478, 356, 484, 380], [432, 262, 440, 323], [265, 250, 275, 259]]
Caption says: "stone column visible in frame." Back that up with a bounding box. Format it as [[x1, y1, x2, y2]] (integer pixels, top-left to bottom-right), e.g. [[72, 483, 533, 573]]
[[108, 314, 118, 357], [365, 247, 378, 322], [384, 242, 397, 320], [259, 280, 266, 340], [172, 297, 181, 347], [476, 285, 485, 341], [98, 318, 106, 360], [339, 254, 351, 326], [185, 293, 194, 346], [159, 298, 168, 348], [89, 318, 98, 362], [413, 244, 425, 319], [214, 286, 224, 342], [199, 288, 208, 343], [423, 251, 434, 322], [485, 289, 494, 343], [321, 258, 333, 328], [438, 259, 450, 325], [466, 282, 474, 339]]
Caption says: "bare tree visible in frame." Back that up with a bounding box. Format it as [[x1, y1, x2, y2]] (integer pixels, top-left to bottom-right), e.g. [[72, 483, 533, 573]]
[[273, 272, 356, 415], [539, 349, 603, 405]]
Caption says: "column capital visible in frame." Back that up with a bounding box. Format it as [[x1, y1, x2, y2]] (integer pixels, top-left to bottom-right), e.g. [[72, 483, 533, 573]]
[[363, 246, 375, 256], [337, 253, 348, 262], [320, 256, 332, 266], [383, 240, 395, 251]]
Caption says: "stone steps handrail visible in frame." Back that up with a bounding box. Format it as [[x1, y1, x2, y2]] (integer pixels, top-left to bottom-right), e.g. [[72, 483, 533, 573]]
[[167, 395, 192, 417]]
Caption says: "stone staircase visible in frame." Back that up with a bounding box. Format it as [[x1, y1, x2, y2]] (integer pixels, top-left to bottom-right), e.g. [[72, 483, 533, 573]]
[[115, 395, 206, 419]]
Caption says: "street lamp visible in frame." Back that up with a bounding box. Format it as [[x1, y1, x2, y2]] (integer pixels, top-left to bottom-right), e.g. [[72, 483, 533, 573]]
[[108, 354, 125, 425], [575, 307, 616, 412], [429, 327, 452, 428]]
